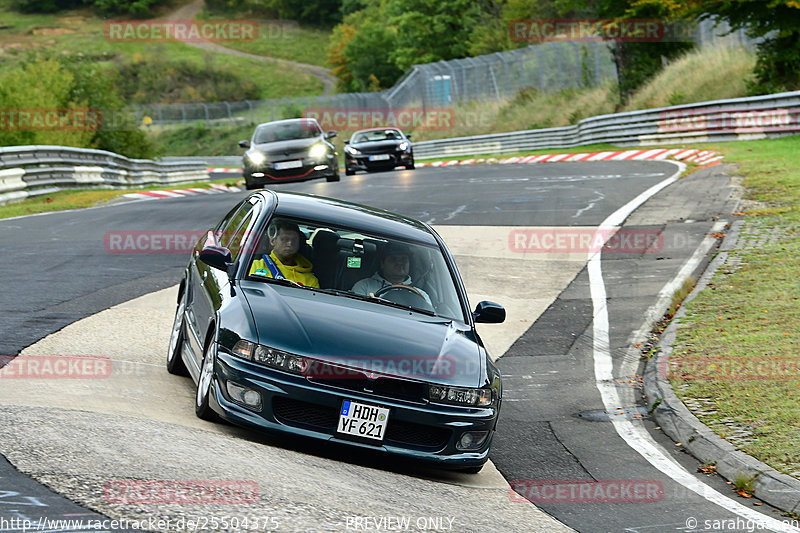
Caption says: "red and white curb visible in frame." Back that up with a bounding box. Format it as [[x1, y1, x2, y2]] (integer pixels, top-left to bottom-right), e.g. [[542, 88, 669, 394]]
[[208, 167, 242, 174], [122, 183, 242, 200], [418, 148, 724, 168]]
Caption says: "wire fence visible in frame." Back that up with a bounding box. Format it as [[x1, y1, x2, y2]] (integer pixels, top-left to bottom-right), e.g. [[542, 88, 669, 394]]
[[134, 20, 761, 128]]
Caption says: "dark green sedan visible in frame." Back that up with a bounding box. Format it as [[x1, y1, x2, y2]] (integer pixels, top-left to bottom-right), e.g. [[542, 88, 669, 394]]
[[167, 191, 505, 473]]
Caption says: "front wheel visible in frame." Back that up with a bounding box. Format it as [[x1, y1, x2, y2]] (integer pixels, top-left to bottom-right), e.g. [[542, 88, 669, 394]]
[[457, 464, 484, 474], [326, 172, 340, 182], [195, 341, 219, 421], [166, 291, 188, 376]]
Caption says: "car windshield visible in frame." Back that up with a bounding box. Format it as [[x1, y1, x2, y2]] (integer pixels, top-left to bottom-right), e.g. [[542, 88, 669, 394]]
[[351, 129, 403, 143], [246, 216, 465, 322], [254, 120, 322, 143]]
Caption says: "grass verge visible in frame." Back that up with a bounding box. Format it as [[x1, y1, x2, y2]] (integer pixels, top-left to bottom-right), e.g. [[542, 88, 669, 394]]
[[668, 136, 800, 478], [0, 177, 242, 220]]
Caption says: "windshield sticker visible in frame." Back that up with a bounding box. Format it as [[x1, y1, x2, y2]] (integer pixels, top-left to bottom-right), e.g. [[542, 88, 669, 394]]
[[347, 257, 362, 268]]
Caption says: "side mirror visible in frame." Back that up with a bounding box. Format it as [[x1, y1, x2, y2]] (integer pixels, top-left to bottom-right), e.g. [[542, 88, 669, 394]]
[[405, 133, 412, 139], [473, 301, 505, 324], [199, 245, 232, 272], [325, 130, 338, 139], [343, 140, 350, 144], [238, 140, 250, 149]]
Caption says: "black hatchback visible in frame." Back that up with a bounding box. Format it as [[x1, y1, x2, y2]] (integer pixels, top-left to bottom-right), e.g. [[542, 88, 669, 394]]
[[344, 128, 414, 175], [167, 191, 505, 472], [239, 118, 339, 189]]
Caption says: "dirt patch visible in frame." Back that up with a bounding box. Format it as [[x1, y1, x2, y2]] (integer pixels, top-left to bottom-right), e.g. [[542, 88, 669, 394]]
[[31, 27, 76, 36]]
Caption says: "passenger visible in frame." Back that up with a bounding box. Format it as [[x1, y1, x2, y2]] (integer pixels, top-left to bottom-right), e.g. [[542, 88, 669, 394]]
[[352, 242, 431, 304], [250, 220, 320, 288]]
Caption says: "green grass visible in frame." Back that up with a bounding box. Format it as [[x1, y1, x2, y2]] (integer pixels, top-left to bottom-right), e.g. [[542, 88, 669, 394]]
[[212, 20, 332, 67], [669, 135, 800, 478], [0, 6, 323, 100], [0, 177, 241, 219]]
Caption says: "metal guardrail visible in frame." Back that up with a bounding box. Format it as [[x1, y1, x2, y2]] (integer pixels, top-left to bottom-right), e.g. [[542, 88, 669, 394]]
[[412, 91, 800, 158], [0, 145, 208, 205]]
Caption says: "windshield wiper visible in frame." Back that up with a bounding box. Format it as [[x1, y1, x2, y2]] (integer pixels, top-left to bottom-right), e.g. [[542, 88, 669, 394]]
[[315, 288, 436, 316], [252, 275, 304, 289]]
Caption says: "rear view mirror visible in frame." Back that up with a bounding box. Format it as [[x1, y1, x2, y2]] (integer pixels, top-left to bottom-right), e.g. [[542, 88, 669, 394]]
[[199, 245, 232, 271], [238, 140, 250, 149], [325, 130, 338, 139], [473, 301, 505, 324]]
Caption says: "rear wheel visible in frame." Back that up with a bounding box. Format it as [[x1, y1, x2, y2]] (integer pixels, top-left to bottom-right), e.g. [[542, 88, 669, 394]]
[[166, 291, 188, 376], [195, 340, 220, 421]]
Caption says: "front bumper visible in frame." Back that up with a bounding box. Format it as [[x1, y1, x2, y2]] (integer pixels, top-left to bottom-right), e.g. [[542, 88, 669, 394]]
[[209, 347, 498, 468], [346, 151, 413, 172], [243, 156, 337, 184]]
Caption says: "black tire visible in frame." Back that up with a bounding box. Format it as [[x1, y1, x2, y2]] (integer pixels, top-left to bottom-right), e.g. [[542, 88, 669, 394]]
[[406, 162, 415, 170], [245, 180, 258, 190], [326, 172, 340, 182], [345, 168, 355, 176], [195, 340, 220, 421], [457, 464, 484, 474], [166, 290, 189, 376]]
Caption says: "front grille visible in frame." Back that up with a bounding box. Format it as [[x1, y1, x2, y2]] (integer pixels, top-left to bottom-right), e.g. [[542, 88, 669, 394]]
[[307, 364, 427, 402], [385, 421, 450, 450], [272, 397, 450, 450], [273, 397, 337, 431]]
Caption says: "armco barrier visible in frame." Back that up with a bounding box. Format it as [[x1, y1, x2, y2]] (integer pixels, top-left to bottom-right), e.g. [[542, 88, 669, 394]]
[[412, 91, 800, 158], [0, 146, 208, 205]]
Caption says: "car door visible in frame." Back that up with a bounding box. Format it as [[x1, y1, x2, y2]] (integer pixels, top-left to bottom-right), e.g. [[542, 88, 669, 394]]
[[185, 198, 258, 374]]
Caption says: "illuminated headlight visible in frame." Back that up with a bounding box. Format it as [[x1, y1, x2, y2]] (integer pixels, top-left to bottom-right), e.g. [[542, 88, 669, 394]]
[[309, 143, 328, 159], [398, 141, 409, 151], [428, 385, 494, 407], [245, 151, 266, 166], [345, 145, 361, 156]]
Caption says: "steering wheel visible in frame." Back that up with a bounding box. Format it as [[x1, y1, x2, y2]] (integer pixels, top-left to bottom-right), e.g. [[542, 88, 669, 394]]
[[373, 284, 434, 312]]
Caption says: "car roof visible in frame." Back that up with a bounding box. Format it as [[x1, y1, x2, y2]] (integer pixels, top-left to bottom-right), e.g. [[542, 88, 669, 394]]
[[352, 127, 404, 135], [256, 118, 321, 128], [259, 191, 437, 245]]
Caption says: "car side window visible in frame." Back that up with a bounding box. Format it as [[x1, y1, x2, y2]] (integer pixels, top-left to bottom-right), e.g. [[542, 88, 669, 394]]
[[223, 199, 260, 260]]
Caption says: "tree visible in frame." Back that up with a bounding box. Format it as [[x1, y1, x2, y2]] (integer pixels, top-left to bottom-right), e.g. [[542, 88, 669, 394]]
[[632, 0, 800, 92]]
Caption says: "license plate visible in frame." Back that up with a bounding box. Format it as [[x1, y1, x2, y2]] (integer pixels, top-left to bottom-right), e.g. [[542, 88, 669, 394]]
[[337, 400, 389, 441], [368, 154, 390, 161], [275, 160, 303, 170]]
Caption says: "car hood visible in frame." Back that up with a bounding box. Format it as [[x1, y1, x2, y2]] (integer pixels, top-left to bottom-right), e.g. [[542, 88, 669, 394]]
[[352, 140, 403, 153], [254, 137, 321, 155], [240, 282, 485, 387]]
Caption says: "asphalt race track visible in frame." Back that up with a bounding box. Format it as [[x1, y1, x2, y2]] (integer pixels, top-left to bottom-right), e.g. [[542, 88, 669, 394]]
[[1, 161, 795, 532]]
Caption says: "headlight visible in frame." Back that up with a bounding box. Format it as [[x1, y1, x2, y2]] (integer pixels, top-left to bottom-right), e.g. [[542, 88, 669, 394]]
[[398, 141, 409, 151], [245, 151, 266, 166], [428, 385, 494, 407], [231, 340, 309, 375], [309, 143, 328, 159], [345, 145, 361, 156]]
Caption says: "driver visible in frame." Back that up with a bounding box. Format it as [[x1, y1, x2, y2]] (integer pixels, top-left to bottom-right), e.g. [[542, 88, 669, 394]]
[[351, 242, 432, 305], [249, 220, 320, 288]]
